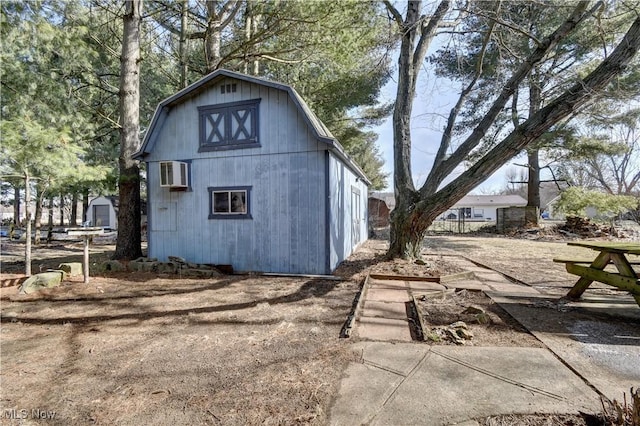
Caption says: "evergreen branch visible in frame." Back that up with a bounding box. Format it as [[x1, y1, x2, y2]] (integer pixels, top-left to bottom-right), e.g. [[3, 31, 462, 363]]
[[430, 2, 498, 187], [460, 6, 542, 46], [420, 15, 640, 217], [383, 0, 404, 27], [257, 54, 304, 64], [421, 1, 592, 195]]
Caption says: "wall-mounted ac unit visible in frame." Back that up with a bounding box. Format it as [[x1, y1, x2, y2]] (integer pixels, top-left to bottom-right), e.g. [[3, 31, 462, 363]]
[[160, 161, 188, 188]]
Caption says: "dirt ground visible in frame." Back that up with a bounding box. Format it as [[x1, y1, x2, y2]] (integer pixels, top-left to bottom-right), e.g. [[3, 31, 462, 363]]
[[0, 233, 637, 425], [416, 289, 545, 348]]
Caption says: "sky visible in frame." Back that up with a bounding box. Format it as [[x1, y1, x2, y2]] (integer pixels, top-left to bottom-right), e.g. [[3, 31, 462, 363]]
[[369, 62, 528, 195]]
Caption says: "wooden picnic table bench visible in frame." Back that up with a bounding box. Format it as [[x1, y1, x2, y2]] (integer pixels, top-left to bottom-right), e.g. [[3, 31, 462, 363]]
[[553, 241, 640, 307]]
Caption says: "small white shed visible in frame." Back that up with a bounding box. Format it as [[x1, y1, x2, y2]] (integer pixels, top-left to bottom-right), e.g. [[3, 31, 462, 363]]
[[87, 196, 118, 230]]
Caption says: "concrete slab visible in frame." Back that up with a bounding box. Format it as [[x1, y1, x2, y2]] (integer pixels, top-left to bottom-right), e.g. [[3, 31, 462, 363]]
[[458, 265, 492, 273], [440, 271, 476, 282], [485, 282, 540, 294], [330, 343, 602, 426], [489, 292, 640, 402], [443, 279, 486, 291], [366, 287, 410, 303], [368, 278, 410, 290], [408, 281, 447, 292], [355, 341, 431, 375], [355, 317, 413, 342], [473, 271, 510, 282], [371, 346, 601, 426], [362, 301, 409, 320], [329, 362, 405, 426]]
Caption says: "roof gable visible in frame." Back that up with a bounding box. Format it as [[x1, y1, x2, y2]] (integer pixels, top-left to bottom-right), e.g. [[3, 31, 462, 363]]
[[134, 69, 369, 184]]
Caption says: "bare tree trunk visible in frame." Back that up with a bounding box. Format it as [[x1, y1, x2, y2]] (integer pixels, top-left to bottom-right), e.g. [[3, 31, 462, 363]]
[[82, 189, 89, 224], [24, 172, 31, 276], [114, 0, 143, 261], [13, 185, 20, 226], [70, 192, 79, 226], [527, 150, 540, 203], [205, 1, 222, 72], [47, 195, 54, 244], [244, 1, 260, 75], [179, 0, 188, 88], [33, 185, 44, 246], [59, 193, 65, 226], [204, 1, 240, 72]]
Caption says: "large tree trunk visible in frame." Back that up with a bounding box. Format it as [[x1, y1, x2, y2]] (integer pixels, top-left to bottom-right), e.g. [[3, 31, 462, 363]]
[[527, 149, 541, 207], [205, 1, 223, 72], [204, 1, 240, 72], [526, 69, 542, 223], [387, 0, 450, 258], [113, 0, 143, 261], [244, 1, 260, 75]]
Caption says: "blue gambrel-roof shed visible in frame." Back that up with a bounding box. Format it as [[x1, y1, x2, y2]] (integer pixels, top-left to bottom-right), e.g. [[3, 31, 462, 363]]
[[135, 69, 369, 274]]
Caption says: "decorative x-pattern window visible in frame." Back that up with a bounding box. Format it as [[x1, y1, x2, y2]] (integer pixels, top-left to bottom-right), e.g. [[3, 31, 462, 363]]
[[198, 99, 260, 151]]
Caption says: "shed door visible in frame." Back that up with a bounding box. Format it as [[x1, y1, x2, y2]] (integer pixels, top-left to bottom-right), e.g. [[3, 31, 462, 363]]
[[93, 205, 110, 227], [351, 188, 361, 245]]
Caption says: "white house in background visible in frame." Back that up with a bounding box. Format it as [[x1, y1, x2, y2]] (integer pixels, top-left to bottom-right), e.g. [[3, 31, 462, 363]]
[[87, 196, 118, 229], [440, 195, 528, 221]]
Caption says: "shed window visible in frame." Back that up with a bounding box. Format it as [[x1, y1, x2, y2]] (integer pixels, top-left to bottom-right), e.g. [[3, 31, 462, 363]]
[[199, 99, 260, 152], [208, 186, 252, 219]]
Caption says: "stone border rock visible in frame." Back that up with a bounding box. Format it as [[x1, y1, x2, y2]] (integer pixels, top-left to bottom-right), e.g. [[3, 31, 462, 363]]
[[99, 257, 223, 278]]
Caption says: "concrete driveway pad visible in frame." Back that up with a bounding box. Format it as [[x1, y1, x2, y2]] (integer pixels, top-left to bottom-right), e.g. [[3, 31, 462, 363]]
[[366, 287, 410, 302], [330, 343, 602, 426], [363, 301, 410, 320], [355, 317, 413, 341]]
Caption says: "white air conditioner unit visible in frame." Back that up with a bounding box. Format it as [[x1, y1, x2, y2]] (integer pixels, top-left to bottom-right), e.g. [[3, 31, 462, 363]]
[[159, 161, 188, 188]]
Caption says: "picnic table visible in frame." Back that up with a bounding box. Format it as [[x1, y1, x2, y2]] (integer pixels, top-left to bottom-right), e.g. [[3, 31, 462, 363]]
[[553, 241, 640, 307]]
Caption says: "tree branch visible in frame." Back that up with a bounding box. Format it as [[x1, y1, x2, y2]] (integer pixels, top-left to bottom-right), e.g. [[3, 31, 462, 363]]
[[429, 3, 499, 187], [421, 1, 594, 195], [412, 0, 451, 77], [417, 15, 640, 219], [383, 0, 404, 27]]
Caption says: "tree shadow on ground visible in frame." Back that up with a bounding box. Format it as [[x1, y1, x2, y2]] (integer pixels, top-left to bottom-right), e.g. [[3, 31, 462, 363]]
[[0, 277, 348, 326]]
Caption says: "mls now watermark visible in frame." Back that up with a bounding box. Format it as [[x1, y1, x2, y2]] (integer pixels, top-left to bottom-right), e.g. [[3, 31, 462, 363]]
[[3, 408, 57, 420]]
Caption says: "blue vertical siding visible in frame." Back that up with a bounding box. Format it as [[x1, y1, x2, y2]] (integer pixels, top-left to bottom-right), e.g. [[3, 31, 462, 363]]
[[327, 153, 369, 271], [145, 76, 366, 274]]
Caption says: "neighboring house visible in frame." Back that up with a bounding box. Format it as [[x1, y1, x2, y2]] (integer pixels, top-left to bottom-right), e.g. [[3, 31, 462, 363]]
[[87, 196, 118, 229], [134, 69, 369, 274], [440, 195, 527, 221], [368, 192, 395, 227]]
